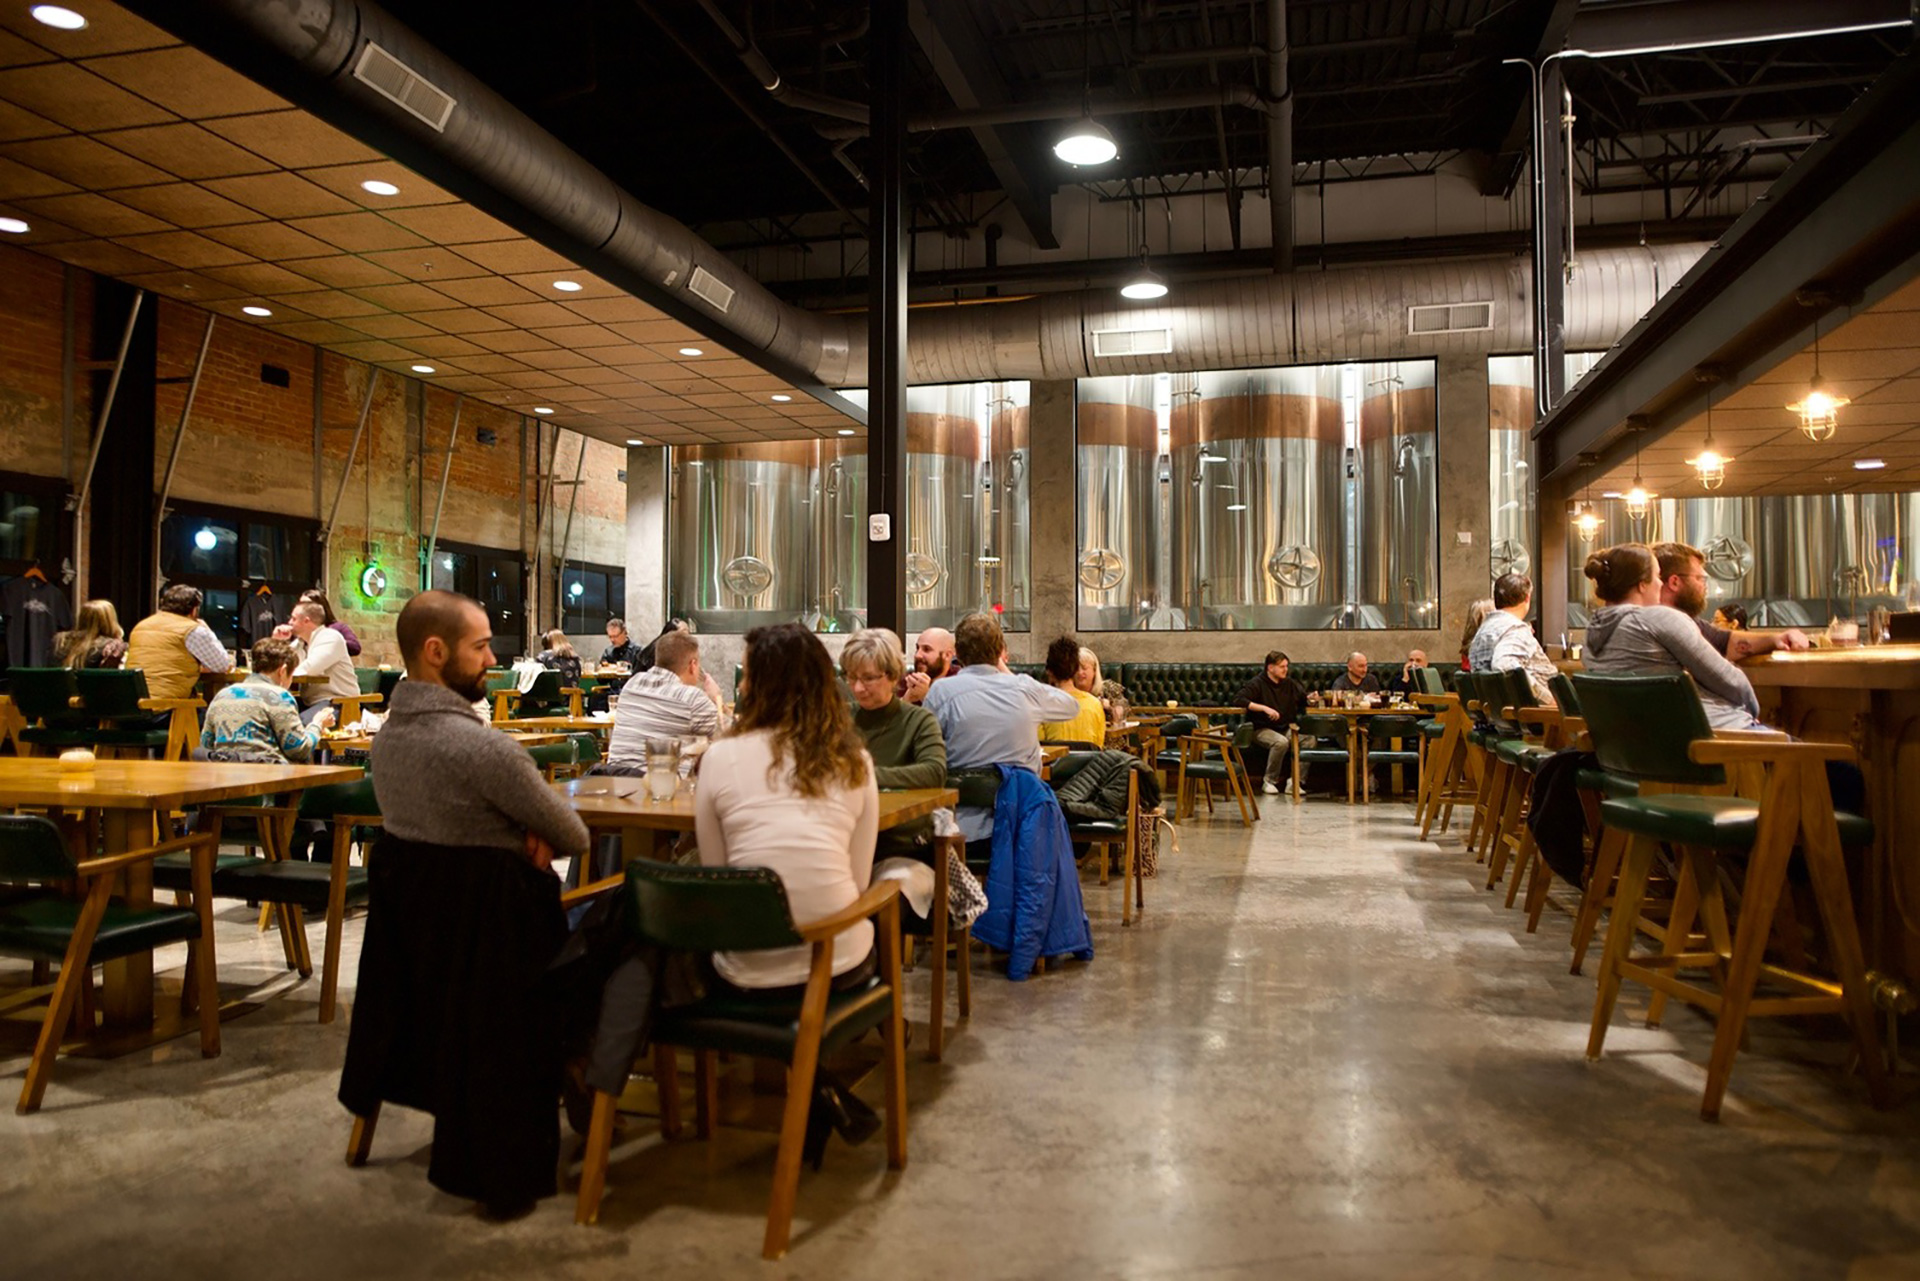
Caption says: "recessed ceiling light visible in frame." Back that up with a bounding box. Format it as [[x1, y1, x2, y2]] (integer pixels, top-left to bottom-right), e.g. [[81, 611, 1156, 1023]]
[[624, 438, 644, 446], [1601, 490, 1622, 498], [1854, 458, 1887, 470], [533, 406, 554, 415], [30, 6, 88, 31], [771, 393, 793, 402], [241, 305, 272, 317], [410, 364, 436, 374], [836, 428, 856, 436], [678, 347, 704, 357], [0, 217, 29, 235], [552, 280, 583, 292], [360, 179, 400, 197]]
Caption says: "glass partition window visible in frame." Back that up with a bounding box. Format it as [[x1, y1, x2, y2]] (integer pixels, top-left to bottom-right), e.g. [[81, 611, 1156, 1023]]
[[1077, 360, 1438, 631], [561, 563, 624, 634], [667, 380, 1031, 634], [1487, 353, 1603, 593], [429, 541, 525, 664], [159, 504, 319, 650], [0, 473, 67, 572]]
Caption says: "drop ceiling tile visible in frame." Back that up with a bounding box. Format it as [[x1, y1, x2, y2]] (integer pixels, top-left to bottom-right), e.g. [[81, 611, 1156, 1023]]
[[482, 300, 580, 328], [110, 181, 257, 227], [516, 347, 599, 370], [428, 275, 545, 308], [454, 238, 576, 275], [382, 202, 520, 244], [340, 313, 440, 340], [81, 47, 289, 120], [0, 97, 59, 142], [201, 171, 357, 219], [112, 228, 253, 268], [329, 339, 424, 363], [559, 366, 635, 386], [400, 333, 488, 359], [199, 220, 336, 260], [714, 372, 785, 391], [298, 161, 458, 208], [451, 353, 528, 376], [263, 319, 368, 345], [271, 289, 384, 318], [0, 28, 52, 69], [606, 318, 701, 344], [0, 62, 174, 133], [417, 305, 514, 334], [219, 302, 312, 326], [563, 297, 673, 327], [2, 7, 173, 57], [0, 133, 171, 187], [356, 245, 490, 282], [684, 391, 751, 409], [202, 260, 331, 294], [202, 109, 379, 169], [36, 237, 171, 275], [469, 329, 558, 354], [0, 153, 72, 199], [118, 268, 245, 301], [493, 370, 574, 391], [281, 253, 407, 290], [13, 190, 168, 235], [534, 323, 626, 349], [434, 374, 506, 394], [97, 121, 276, 180], [345, 281, 462, 313], [285, 211, 429, 254], [507, 269, 615, 298]]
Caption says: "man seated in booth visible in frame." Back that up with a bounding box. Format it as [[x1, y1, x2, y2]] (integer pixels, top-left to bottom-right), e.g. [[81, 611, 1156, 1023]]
[[1329, 651, 1381, 696], [1386, 649, 1429, 697], [1236, 649, 1307, 796], [903, 626, 956, 704]]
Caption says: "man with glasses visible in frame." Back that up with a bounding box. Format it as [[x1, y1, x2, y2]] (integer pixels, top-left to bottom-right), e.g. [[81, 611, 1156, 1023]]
[[1653, 542, 1810, 659]]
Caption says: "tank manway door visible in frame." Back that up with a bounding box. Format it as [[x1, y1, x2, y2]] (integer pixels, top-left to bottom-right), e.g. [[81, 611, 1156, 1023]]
[[1079, 548, 1126, 592], [905, 552, 943, 597], [1268, 545, 1323, 592], [722, 556, 774, 600]]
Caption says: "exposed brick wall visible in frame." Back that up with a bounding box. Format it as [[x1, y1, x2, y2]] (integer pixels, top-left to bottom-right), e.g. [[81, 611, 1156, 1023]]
[[0, 245, 88, 481]]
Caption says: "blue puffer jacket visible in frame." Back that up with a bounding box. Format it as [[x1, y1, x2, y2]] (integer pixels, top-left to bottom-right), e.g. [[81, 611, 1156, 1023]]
[[971, 765, 1093, 980]]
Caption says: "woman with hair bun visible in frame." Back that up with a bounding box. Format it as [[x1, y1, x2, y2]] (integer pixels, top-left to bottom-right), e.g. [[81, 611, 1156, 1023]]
[[1580, 541, 1762, 730]]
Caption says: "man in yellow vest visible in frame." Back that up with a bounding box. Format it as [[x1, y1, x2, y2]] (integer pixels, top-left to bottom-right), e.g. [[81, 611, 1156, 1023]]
[[126, 584, 234, 701]]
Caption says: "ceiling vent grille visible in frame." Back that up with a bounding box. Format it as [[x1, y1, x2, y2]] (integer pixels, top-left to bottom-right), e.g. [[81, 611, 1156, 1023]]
[[1407, 301, 1494, 335], [353, 43, 456, 131], [688, 266, 736, 313], [1090, 326, 1174, 358]]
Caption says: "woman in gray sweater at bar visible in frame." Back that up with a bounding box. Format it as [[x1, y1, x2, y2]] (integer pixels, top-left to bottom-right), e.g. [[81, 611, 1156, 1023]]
[[1580, 541, 1764, 731]]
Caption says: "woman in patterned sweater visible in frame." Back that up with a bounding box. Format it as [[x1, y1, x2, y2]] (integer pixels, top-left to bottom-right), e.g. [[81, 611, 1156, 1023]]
[[201, 638, 334, 762]]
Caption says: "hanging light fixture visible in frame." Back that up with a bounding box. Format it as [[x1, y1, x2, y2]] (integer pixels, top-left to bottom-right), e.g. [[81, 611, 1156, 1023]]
[[1688, 370, 1729, 490], [1787, 311, 1848, 441], [1623, 418, 1652, 521], [1054, 0, 1116, 166], [1120, 245, 1167, 300], [1572, 457, 1602, 543]]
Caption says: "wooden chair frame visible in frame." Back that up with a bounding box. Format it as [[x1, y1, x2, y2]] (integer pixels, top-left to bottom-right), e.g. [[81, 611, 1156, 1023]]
[[1289, 719, 1356, 805], [1069, 768, 1143, 926], [1177, 730, 1259, 824]]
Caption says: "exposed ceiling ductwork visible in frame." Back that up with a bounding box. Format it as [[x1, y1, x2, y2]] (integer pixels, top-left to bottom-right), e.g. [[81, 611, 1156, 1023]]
[[119, 0, 1706, 398]]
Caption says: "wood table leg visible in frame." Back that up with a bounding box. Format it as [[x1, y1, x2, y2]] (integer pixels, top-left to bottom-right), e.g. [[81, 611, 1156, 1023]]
[[97, 808, 155, 1030]]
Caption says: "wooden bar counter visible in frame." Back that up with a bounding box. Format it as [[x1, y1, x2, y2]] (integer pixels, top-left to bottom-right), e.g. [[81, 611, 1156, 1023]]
[[1744, 644, 1920, 991]]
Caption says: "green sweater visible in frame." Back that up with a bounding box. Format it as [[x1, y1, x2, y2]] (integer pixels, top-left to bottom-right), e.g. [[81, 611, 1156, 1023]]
[[853, 697, 947, 862]]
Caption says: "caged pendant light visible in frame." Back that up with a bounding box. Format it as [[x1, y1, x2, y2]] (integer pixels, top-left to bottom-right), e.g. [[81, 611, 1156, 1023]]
[[1687, 367, 1729, 490], [1787, 313, 1849, 442], [1623, 418, 1652, 521]]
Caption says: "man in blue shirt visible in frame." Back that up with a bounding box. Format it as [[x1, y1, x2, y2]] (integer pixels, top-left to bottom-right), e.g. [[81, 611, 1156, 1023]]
[[923, 612, 1079, 850]]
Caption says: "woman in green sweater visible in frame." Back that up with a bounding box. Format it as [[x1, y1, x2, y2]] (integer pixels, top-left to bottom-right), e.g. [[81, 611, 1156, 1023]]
[[840, 627, 948, 866]]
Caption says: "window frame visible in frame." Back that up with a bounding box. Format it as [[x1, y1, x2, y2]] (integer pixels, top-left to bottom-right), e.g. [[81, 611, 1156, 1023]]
[[158, 500, 320, 651]]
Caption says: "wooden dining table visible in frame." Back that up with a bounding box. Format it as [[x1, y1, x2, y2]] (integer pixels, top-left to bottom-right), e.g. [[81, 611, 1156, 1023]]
[[560, 779, 956, 861], [0, 758, 363, 1036]]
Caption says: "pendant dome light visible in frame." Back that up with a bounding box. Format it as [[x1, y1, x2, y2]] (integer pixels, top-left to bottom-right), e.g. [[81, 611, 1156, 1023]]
[[1688, 369, 1729, 490], [1572, 456, 1602, 543], [1623, 418, 1652, 521], [1054, 0, 1116, 166], [1787, 310, 1848, 442], [1120, 247, 1168, 300]]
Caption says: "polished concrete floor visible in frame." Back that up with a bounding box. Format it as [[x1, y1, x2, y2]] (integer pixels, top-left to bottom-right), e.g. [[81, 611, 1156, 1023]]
[[4, 798, 1919, 1280]]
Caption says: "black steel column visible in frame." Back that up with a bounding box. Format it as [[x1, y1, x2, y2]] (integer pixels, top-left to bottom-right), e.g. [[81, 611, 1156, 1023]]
[[88, 279, 157, 619], [865, 0, 908, 639], [1535, 61, 1570, 413]]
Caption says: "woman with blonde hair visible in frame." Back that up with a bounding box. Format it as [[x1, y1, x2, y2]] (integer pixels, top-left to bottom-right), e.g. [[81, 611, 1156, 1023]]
[[1459, 598, 1496, 669], [55, 599, 126, 670], [840, 627, 946, 866], [537, 627, 581, 686]]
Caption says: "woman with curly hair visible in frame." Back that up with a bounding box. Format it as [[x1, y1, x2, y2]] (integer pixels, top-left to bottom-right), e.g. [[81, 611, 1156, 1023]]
[[694, 622, 879, 992]]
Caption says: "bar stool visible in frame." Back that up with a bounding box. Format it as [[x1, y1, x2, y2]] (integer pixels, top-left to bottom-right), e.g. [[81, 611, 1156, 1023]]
[[1570, 673, 1891, 1120]]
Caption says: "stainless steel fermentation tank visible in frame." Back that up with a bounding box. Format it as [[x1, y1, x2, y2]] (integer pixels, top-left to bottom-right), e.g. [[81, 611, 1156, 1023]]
[[1169, 368, 1346, 629], [1488, 360, 1534, 581], [670, 441, 815, 633], [1076, 376, 1161, 630], [988, 387, 1031, 631], [1355, 362, 1438, 628]]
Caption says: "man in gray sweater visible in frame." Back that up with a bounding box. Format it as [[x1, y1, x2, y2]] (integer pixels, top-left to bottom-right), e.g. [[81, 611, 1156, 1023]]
[[373, 590, 588, 868]]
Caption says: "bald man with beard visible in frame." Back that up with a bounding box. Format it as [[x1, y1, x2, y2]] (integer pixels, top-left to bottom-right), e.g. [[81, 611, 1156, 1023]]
[[902, 626, 956, 705]]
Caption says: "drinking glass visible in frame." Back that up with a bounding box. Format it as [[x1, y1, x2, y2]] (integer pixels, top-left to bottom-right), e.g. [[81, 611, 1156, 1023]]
[[645, 735, 681, 801]]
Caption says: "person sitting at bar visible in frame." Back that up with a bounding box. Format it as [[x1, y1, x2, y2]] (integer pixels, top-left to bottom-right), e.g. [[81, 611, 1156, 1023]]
[[1653, 541, 1809, 659], [344, 589, 591, 1219], [1459, 598, 1495, 669], [536, 628, 582, 687], [841, 627, 947, 867], [55, 598, 126, 670], [696, 623, 879, 992], [605, 628, 724, 771], [299, 589, 362, 657], [1468, 572, 1559, 704], [1236, 649, 1307, 796], [287, 601, 358, 726], [923, 611, 1079, 857], [1387, 648, 1429, 697], [1713, 602, 1749, 631], [126, 583, 233, 700], [1583, 542, 1763, 730], [903, 626, 956, 705], [1330, 651, 1381, 695], [1038, 636, 1107, 746], [600, 617, 642, 669], [201, 638, 330, 763]]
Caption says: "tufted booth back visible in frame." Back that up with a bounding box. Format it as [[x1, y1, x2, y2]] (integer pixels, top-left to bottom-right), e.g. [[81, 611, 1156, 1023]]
[[1104, 661, 1353, 708]]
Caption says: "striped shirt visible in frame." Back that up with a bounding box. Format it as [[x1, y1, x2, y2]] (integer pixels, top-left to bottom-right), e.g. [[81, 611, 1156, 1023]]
[[607, 666, 722, 767], [200, 674, 321, 764]]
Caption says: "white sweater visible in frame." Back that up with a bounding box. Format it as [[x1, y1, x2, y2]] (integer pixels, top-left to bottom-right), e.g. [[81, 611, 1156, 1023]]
[[694, 730, 879, 989]]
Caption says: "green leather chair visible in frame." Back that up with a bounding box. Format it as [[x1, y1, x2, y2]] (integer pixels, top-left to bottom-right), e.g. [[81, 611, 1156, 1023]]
[[10, 667, 93, 751], [1569, 672, 1890, 1120], [1362, 713, 1424, 802], [1177, 720, 1260, 824], [525, 739, 580, 780], [1290, 712, 1355, 803], [1481, 668, 1555, 888], [512, 669, 565, 718], [75, 668, 172, 754], [573, 860, 906, 1259], [0, 813, 220, 1112], [1552, 670, 1644, 975]]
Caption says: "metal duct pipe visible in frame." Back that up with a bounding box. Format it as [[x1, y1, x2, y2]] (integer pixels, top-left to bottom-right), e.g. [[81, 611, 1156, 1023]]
[[691, 0, 870, 124], [1267, 0, 1292, 272], [815, 85, 1269, 140]]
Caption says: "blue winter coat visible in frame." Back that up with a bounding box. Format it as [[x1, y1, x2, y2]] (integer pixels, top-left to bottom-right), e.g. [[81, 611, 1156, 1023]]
[[971, 765, 1094, 980]]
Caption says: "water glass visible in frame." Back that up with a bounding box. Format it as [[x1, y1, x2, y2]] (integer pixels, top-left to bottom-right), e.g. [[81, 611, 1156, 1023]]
[[645, 735, 681, 801]]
